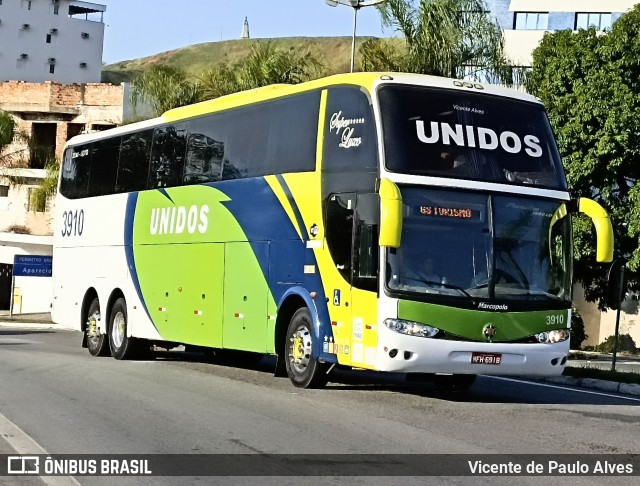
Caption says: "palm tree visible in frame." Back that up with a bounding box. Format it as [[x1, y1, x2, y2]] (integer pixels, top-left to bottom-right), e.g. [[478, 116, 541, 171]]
[[130, 65, 202, 117], [0, 110, 17, 157], [199, 41, 324, 100], [362, 0, 515, 83]]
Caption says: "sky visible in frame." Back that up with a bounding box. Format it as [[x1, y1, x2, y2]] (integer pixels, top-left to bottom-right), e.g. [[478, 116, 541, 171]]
[[100, 0, 390, 65]]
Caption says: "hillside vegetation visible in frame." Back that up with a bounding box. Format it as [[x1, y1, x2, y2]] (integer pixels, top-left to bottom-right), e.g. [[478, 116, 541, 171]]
[[102, 37, 379, 84]]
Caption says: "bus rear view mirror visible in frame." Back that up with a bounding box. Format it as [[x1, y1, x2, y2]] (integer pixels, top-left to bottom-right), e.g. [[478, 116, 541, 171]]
[[575, 198, 614, 263], [378, 178, 402, 248]]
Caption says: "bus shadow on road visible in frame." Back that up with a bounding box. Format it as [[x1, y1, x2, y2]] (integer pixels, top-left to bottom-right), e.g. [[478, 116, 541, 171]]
[[148, 348, 639, 406]]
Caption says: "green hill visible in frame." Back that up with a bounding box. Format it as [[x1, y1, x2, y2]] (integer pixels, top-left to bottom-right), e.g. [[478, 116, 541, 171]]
[[102, 37, 378, 84]]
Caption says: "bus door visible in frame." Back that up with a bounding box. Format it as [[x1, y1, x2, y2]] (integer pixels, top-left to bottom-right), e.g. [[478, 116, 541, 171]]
[[325, 193, 379, 369]]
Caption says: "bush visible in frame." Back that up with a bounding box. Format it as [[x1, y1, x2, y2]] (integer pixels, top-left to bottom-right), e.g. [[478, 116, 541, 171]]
[[594, 334, 637, 354], [569, 308, 587, 350]]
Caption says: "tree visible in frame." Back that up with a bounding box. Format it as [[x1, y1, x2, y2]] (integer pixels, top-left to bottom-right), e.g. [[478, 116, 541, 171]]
[[525, 6, 640, 305], [130, 65, 201, 117], [199, 41, 323, 100], [29, 159, 59, 213], [361, 0, 515, 83], [0, 110, 17, 159]]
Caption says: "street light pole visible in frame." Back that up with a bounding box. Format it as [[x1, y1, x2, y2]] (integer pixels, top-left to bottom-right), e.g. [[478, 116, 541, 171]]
[[325, 0, 385, 73], [350, 5, 358, 73]]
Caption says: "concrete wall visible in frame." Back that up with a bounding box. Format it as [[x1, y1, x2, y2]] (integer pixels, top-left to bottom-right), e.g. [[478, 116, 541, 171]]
[[573, 286, 640, 349], [0, 80, 125, 160], [0, 0, 106, 83]]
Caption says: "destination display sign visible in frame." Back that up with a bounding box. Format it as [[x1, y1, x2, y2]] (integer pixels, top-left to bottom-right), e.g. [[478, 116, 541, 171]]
[[418, 205, 481, 220]]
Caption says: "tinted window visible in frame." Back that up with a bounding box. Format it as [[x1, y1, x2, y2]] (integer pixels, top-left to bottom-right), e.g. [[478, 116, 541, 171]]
[[88, 137, 121, 196], [116, 130, 152, 193], [323, 87, 378, 173], [60, 145, 91, 199], [379, 85, 567, 190], [149, 124, 188, 188], [185, 118, 224, 184], [325, 193, 355, 282], [222, 91, 320, 179]]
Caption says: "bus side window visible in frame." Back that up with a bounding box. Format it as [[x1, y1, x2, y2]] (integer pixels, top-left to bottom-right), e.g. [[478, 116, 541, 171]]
[[222, 92, 319, 180], [117, 130, 153, 193], [353, 193, 380, 292], [325, 193, 355, 283], [185, 117, 223, 184], [149, 124, 188, 188], [60, 144, 91, 199], [88, 137, 121, 197]]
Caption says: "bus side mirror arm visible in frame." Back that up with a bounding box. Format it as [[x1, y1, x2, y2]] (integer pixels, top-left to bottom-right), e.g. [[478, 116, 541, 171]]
[[377, 178, 402, 248], [572, 197, 614, 263]]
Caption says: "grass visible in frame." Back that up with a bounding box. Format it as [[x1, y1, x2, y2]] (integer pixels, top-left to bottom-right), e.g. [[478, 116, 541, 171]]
[[563, 366, 640, 385], [102, 36, 369, 84]]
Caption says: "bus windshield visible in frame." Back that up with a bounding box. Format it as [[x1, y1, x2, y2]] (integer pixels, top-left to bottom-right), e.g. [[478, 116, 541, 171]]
[[379, 85, 567, 190], [386, 187, 572, 306]]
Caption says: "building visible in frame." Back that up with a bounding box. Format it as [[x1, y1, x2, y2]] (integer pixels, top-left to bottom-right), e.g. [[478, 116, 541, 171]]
[[0, 0, 106, 84], [0, 1, 121, 314], [0, 80, 126, 313], [485, 0, 637, 67]]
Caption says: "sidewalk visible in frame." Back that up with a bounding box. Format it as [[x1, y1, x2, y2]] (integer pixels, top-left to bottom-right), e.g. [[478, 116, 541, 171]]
[[0, 311, 53, 324], [0, 312, 75, 331]]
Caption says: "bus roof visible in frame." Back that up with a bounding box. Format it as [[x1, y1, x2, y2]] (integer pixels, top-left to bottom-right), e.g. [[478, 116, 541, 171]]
[[65, 72, 541, 146]]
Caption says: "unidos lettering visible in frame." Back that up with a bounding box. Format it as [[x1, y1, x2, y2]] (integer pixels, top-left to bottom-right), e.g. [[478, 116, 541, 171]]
[[415, 121, 543, 158]]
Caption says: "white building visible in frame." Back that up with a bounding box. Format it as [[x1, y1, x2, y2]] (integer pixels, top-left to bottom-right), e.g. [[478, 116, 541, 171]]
[[485, 0, 637, 67], [0, 0, 106, 84]]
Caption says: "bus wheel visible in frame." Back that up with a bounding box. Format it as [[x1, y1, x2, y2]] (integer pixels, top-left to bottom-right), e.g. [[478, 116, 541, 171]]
[[285, 308, 329, 389], [86, 298, 109, 357], [108, 298, 137, 360], [433, 374, 476, 392]]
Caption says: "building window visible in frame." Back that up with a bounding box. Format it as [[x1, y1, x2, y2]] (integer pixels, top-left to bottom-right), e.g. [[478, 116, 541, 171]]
[[575, 12, 612, 31], [46, 34, 52, 43], [0, 186, 9, 198], [49, 64, 55, 74], [54, 5, 59, 15], [514, 12, 549, 30]]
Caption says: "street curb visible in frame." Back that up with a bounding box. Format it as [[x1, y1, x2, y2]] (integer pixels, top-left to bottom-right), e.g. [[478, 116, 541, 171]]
[[538, 375, 640, 397], [0, 321, 77, 331]]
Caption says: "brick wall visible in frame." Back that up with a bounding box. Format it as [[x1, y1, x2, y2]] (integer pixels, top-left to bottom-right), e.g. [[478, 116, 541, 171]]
[[0, 81, 124, 111]]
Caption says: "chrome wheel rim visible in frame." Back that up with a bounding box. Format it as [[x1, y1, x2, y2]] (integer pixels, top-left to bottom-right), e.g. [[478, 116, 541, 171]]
[[87, 311, 100, 343], [112, 311, 126, 349], [288, 324, 312, 374]]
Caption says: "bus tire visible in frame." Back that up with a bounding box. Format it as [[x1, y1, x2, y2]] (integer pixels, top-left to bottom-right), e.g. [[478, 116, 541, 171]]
[[86, 298, 110, 357], [108, 298, 137, 360], [285, 308, 329, 389]]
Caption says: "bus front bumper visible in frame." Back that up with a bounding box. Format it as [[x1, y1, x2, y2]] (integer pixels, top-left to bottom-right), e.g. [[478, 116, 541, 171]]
[[376, 327, 569, 376]]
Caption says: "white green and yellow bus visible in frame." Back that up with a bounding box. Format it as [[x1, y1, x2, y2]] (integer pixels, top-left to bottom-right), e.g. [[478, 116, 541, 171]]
[[52, 72, 613, 389]]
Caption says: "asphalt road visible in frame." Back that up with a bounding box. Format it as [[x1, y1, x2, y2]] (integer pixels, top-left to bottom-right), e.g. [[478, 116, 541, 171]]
[[0, 326, 639, 486]]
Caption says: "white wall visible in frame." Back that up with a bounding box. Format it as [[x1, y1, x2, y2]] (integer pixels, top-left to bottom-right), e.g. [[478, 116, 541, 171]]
[[0, 0, 105, 83], [12, 274, 52, 313]]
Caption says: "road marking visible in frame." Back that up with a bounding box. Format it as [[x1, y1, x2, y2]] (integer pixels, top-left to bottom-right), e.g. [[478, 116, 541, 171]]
[[487, 376, 640, 403], [0, 411, 80, 486]]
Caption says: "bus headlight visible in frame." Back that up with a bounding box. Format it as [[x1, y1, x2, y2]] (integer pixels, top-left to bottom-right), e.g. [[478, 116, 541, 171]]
[[536, 329, 570, 343], [384, 319, 439, 338]]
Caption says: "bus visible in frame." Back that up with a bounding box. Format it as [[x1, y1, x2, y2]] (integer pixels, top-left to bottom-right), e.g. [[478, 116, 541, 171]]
[[52, 72, 613, 389]]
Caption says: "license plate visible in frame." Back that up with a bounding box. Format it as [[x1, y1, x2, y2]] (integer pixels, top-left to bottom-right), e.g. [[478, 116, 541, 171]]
[[471, 352, 502, 365]]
